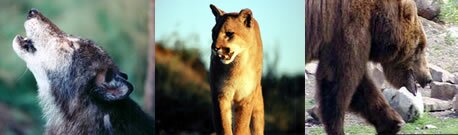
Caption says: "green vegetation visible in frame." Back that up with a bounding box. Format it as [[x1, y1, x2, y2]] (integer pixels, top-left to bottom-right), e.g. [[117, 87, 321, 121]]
[[440, 0, 458, 24], [308, 124, 376, 135], [401, 113, 458, 134], [306, 99, 315, 109], [0, 0, 149, 134], [307, 113, 458, 134]]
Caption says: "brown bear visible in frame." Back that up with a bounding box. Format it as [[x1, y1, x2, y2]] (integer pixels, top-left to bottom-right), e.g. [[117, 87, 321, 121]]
[[306, 0, 432, 134]]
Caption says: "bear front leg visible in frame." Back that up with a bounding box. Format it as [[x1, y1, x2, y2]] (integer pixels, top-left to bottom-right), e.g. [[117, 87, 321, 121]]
[[316, 59, 365, 135], [316, 29, 370, 134], [350, 73, 404, 134]]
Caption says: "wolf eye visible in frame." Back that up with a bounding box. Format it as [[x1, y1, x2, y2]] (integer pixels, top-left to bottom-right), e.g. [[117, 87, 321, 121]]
[[105, 68, 114, 82], [225, 32, 234, 38]]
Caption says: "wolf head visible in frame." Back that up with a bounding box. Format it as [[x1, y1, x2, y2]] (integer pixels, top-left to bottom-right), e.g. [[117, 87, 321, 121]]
[[12, 9, 133, 102]]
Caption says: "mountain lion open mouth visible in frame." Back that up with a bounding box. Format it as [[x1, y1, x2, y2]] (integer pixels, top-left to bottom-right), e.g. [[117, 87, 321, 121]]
[[218, 51, 234, 60], [213, 48, 239, 64]]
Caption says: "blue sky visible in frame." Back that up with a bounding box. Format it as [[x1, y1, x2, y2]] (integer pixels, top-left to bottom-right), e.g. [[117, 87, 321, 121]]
[[156, 0, 305, 75]]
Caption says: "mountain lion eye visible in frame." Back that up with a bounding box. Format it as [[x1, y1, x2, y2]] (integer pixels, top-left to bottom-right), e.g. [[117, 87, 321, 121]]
[[226, 32, 234, 38]]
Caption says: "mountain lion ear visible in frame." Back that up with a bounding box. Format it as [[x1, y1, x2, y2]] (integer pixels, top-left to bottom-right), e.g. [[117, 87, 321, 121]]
[[210, 4, 224, 21], [239, 9, 253, 27], [94, 68, 133, 101]]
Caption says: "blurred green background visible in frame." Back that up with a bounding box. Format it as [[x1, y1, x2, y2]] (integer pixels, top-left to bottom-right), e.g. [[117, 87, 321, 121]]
[[0, 0, 150, 134]]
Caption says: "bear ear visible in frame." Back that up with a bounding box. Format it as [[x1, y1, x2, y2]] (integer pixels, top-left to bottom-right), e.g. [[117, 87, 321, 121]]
[[94, 68, 133, 102], [239, 9, 253, 28], [210, 4, 224, 21]]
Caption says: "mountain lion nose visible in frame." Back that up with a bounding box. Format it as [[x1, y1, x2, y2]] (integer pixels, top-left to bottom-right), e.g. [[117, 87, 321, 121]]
[[216, 47, 230, 54]]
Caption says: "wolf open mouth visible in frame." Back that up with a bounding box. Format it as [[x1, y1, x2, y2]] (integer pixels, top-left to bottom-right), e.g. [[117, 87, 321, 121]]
[[14, 35, 36, 53]]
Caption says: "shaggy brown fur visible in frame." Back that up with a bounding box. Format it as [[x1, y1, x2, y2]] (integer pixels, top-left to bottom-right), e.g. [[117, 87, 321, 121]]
[[306, 0, 432, 134], [209, 4, 264, 135]]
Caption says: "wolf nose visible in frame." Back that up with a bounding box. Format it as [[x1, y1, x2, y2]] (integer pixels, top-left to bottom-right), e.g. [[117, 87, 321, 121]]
[[27, 8, 39, 19]]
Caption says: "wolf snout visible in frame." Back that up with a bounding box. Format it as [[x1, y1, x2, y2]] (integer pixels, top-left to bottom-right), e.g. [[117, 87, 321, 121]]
[[27, 8, 39, 19]]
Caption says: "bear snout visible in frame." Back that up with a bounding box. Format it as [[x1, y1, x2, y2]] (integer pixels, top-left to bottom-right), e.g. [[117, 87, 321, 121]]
[[418, 77, 432, 88]]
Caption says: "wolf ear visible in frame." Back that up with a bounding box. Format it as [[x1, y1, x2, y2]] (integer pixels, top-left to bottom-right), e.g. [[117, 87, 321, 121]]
[[239, 9, 253, 27], [210, 4, 224, 21], [94, 68, 133, 101]]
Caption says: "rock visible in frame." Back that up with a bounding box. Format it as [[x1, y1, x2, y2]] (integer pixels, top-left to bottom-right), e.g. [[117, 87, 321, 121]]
[[429, 64, 455, 83], [453, 95, 458, 110], [454, 73, 458, 84], [415, 0, 443, 20], [305, 62, 318, 74], [430, 82, 457, 100], [423, 97, 452, 112], [382, 87, 424, 122], [423, 124, 438, 129]]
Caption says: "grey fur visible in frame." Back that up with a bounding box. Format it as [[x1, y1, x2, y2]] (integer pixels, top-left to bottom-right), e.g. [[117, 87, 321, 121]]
[[13, 9, 153, 135]]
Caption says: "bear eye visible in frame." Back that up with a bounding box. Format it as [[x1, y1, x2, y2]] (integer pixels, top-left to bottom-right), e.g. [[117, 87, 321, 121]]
[[225, 32, 234, 38]]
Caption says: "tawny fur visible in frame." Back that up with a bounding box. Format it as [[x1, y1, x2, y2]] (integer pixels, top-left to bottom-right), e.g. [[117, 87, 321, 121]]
[[209, 4, 264, 135], [306, 0, 432, 134]]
